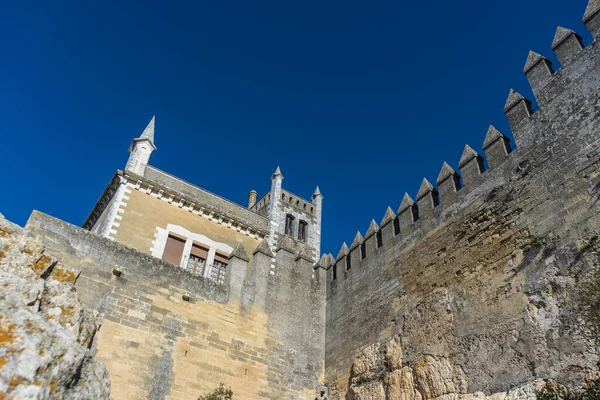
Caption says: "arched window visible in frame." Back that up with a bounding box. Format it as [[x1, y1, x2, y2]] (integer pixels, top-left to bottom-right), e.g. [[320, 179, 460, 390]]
[[285, 214, 295, 236], [298, 220, 308, 242]]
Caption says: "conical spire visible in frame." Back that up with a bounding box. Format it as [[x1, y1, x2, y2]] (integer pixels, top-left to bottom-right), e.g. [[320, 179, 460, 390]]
[[458, 145, 482, 168], [313, 186, 322, 198], [380, 207, 396, 227], [140, 116, 155, 143], [350, 231, 364, 249], [483, 126, 508, 149], [336, 242, 349, 260], [583, 0, 600, 23], [365, 220, 379, 238], [398, 193, 415, 214], [436, 162, 458, 184]]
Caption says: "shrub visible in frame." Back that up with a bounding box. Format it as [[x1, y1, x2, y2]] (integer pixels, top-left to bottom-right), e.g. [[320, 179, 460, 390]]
[[198, 384, 234, 400]]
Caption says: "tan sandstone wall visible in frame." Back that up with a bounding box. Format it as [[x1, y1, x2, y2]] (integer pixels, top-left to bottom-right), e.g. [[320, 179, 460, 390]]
[[113, 188, 262, 263], [26, 212, 324, 400]]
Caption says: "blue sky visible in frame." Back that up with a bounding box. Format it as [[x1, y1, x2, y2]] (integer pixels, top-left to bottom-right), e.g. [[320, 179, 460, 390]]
[[0, 0, 592, 255]]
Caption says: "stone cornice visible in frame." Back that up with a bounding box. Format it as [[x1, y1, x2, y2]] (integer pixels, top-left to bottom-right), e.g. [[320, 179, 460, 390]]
[[83, 170, 270, 239]]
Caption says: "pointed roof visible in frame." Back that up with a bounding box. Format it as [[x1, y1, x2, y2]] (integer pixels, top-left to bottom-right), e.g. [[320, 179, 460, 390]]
[[436, 162, 458, 185], [229, 242, 250, 262], [317, 254, 331, 269], [380, 206, 397, 227], [350, 231, 364, 249], [140, 116, 155, 142], [295, 244, 314, 262], [398, 193, 416, 214], [253, 239, 273, 257], [336, 242, 349, 260], [523, 51, 548, 74], [364, 220, 380, 238], [552, 27, 581, 49], [276, 235, 296, 253], [504, 89, 530, 112], [416, 178, 437, 200], [312, 186, 323, 199], [130, 116, 157, 152], [272, 166, 283, 179], [458, 144, 482, 168], [483, 126, 508, 149], [583, 0, 600, 23]]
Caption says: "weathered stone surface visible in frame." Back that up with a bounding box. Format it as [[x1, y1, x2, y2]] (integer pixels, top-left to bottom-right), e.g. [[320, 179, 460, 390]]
[[0, 214, 110, 399], [389, 367, 421, 400]]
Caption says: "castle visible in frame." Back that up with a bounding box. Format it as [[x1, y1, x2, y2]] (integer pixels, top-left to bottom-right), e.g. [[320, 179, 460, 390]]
[[12, 1, 600, 399]]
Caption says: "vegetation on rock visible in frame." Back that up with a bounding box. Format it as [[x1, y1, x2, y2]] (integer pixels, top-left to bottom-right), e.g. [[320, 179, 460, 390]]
[[197, 383, 234, 400]]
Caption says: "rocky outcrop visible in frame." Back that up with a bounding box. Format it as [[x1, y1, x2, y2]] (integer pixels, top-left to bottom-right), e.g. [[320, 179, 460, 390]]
[[0, 213, 110, 399], [340, 335, 591, 400]]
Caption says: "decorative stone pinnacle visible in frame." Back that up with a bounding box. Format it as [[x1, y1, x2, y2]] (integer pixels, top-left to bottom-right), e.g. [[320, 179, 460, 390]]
[[436, 162, 458, 185], [253, 239, 273, 257], [336, 242, 349, 260], [552, 27, 580, 49], [583, 0, 600, 23], [272, 166, 283, 180], [140, 116, 155, 143], [313, 186, 323, 198], [398, 193, 416, 214], [229, 242, 250, 262], [350, 231, 364, 249], [523, 51, 548, 74], [416, 179, 437, 200], [365, 220, 379, 238], [483, 126, 508, 149], [380, 207, 396, 227], [504, 89, 530, 113], [458, 145, 482, 168]]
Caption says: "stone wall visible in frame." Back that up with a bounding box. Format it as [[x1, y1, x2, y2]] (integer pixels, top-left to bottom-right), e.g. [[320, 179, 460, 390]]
[[26, 211, 326, 400], [325, 18, 600, 398]]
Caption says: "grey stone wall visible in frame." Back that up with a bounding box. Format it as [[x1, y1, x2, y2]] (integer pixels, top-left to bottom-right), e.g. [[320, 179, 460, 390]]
[[325, 22, 600, 397]]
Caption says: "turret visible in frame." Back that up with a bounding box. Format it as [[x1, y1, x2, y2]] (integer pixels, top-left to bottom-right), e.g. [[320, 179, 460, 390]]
[[125, 116, 156, 175], [248, 190, 258, 209]]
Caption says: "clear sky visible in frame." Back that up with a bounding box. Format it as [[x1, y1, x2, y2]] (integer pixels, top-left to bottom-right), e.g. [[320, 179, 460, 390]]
[[0, 0, 592, 256]]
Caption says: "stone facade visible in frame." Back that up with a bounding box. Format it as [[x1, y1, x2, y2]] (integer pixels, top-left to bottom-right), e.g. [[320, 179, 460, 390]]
[[3, 1, 600, 399], [324, 6, 600, 398]]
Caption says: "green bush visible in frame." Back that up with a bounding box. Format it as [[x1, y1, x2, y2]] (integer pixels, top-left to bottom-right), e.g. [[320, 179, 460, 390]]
[[355, 375, 370, 386], [198, 384, 233, 400]]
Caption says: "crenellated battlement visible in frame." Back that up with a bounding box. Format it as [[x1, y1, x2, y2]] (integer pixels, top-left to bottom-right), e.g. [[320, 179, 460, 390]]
[[325, 3, 600, 286]]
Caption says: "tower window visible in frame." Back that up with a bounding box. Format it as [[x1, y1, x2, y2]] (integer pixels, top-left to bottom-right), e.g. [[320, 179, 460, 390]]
[[298, 220, 308, 242], [393, 217, 400, 236], [376, 229, 383, 248], [332, 263, 337, 280], [285, 214, 295, 236], [346, 255, 351, 271], [361, 242, 366, 259]]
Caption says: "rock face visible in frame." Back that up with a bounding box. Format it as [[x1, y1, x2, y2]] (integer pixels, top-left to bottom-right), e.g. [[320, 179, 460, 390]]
[[0, 213, 110, 399], [341, 335, 583, 400]]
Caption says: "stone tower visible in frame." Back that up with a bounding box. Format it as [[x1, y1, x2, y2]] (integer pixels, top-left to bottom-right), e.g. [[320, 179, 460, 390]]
[[125, 116, 156, 175]]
